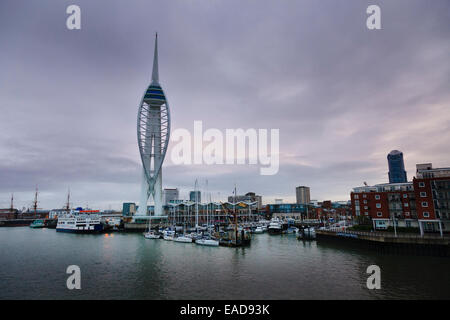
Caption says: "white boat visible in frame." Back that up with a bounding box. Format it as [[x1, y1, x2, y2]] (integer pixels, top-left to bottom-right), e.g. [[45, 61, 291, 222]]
[[144, 231, 160, 239], [56, 210, 103, 233], [195, 238, 219, 246], [268, 218, 283, 235], [253, 226, 264, 234], [301, 227, 316, 240], [163, 230, 175, 241], [174, 235, 193, 243], [287, 226, 299, 234], [143, 217, 160, 239]]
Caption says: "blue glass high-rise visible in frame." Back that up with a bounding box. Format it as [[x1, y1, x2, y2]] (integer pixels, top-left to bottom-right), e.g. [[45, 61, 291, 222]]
[[387, 150, 407, 183]]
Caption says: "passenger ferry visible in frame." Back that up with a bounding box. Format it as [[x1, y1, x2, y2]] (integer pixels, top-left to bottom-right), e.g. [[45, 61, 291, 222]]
[[56, 209, 103, 233]]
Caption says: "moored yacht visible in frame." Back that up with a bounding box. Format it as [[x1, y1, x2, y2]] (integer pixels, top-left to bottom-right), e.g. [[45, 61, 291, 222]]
[[29, 219, 45, 228], [144, 230, 161, 239], [268, 218, 283, 235], [298, 227, 316, 240], [163, 229, 175, 241], [174, 235, 193, 243], [253, 226, 264, 234], [195, 236, 219, 246]]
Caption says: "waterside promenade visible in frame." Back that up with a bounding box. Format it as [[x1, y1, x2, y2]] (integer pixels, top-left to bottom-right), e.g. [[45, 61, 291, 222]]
[[316, 229, 450, 256]]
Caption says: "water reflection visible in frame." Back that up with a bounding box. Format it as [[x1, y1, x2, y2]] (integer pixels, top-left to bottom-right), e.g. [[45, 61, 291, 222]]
[[0, 228, 449, 299]]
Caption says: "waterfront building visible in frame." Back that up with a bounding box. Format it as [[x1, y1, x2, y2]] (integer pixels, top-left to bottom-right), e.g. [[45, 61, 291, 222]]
[[136, 34, 171, 219], [351, 163, 450, 235], [0, 208, 19, 220], [189, 191, 201, 203], [122, 202, 136, 217], [163, 188, 179, 205], [166, 201, 260, 225], [266, 203, 308, 220], [387, 150, 407, 183], [413, 163, 450, 235], [49, 208, 69, 219], [227, 192, 262, 209], [351, 182, 417, 230], [296, 186, 311, 204]]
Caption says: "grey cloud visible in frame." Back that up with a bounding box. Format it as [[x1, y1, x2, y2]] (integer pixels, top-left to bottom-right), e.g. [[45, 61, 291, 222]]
[[0, 0, 449, 209]]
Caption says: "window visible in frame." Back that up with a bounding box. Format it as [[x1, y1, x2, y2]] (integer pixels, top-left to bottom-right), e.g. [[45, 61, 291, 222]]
[[364, 212, 369, 216], [404, 203, 409, 207], [406, 221, 411, 227], [420, 192, 427, 197], [375, 195, 380, 200], [405, 212, 410, 216], [419, 182, 425, 187], [355, 200, 359, 205], [403, 194, 407, 199], [363, 194, 367, 198], [364, 206, 368, 210], [422, 202, 428, 207], [354, 195, 359, 199], [363, 200, 367, 204], [377, 212, 382, 217], [376, 203, 381, 208], [423, 212, 430, 218]]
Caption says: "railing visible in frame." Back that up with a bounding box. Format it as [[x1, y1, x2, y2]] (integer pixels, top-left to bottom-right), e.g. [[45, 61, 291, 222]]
[[320, 228, 449, 240]]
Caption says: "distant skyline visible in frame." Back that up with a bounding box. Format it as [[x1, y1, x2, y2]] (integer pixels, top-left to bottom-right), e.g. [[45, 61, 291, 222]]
[[1, 0, 450, 210]]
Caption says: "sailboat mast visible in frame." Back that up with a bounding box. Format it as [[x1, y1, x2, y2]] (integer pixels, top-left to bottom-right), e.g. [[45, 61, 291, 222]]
[[206, 179, 209, 228], [234, 184, 237, 243], [33, 186, 38, 216], [195, 179, 199, 229], [65, 188, 71, 212]]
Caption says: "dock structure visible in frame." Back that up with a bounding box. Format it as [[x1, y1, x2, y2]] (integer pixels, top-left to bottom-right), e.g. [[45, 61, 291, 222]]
[[316, 229, 450, 257]]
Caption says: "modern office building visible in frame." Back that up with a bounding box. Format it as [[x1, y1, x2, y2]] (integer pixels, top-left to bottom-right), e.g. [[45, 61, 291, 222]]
[[266, 203, 307, 220], [122, 202, 136, 216], [136, 34, 171, 218], [189, 191, 201, 203], [387, 150, 407, 183], [296, 186, 311, 204], [163, 188, 179, 205]]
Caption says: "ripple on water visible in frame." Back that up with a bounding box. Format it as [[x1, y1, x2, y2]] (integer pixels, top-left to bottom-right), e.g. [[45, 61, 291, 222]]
[[0, 228, 449, 299]]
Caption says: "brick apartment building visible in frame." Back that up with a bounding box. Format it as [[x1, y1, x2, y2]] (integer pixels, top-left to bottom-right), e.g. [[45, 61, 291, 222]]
[[351, 163, 450, 236]]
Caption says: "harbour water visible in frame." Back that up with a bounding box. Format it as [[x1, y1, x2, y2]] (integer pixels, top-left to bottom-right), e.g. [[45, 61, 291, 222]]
[[0, 227, 449, 299]]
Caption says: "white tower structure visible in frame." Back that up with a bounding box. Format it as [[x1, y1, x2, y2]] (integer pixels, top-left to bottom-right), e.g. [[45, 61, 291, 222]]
[[135, 34, 170, 218]]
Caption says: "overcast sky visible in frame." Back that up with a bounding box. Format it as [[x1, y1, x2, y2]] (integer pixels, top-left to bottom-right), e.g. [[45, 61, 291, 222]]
[[1, 0, 449, 210]]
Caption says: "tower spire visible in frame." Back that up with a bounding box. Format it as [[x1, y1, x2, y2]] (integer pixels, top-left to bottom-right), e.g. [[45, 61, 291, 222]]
[[151, 33, 159, 83]]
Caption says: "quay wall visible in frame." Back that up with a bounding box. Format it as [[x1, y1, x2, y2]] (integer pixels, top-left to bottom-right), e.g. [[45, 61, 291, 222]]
[[316, 230, 450, 257]]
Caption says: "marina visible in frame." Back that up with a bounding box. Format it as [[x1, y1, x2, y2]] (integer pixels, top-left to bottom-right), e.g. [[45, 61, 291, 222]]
[[1, 226, 449, 300]]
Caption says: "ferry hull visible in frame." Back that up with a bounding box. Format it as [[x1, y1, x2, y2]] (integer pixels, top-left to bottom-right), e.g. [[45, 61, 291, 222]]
[[56, 225, 103, 234]]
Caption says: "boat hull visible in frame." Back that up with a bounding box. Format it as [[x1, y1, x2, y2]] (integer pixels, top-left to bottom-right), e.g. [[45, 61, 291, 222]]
[[174, 237, 193, 243], [195, 239, 219, 246], [268, 228, 282, 235], [56, 224, 103, 234], [144, 233, 161, 239]]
